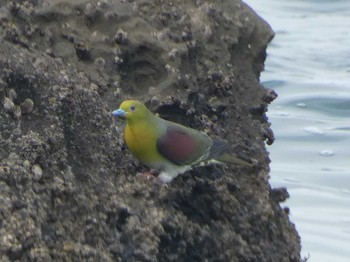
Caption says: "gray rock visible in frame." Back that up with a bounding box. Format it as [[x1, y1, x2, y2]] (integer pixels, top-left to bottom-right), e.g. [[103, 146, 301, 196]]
[[31, 164, 43, 181], [7, 88, 17, 101], [3, 97, 14, 112], [0, 0, 301, 261], [20, 98, 34, 114]]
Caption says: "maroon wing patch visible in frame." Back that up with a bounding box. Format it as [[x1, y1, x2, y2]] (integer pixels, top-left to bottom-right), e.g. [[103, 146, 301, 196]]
[[157, 127, 196, 165]]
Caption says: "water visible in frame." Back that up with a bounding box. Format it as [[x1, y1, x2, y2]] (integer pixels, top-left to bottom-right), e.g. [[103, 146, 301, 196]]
[[243, 1, 350, 261]]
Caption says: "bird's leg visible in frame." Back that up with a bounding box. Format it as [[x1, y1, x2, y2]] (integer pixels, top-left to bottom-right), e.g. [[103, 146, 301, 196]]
[[137, 169, 159, 180]]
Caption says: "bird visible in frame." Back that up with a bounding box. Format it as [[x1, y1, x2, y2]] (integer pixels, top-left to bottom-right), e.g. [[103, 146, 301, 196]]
[[112, 100, 253, 183]]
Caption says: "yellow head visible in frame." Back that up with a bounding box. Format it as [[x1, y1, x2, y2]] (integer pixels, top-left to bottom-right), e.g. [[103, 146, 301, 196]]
[[112, 100, 152, 124], [112, 100, 162, 164]]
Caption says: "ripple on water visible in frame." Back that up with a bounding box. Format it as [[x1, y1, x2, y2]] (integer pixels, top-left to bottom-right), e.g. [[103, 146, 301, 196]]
[[275, 111, 290, 116], [319, 150, 334, 157], [303, 126, 325, 135], [284, 95, 350, 118], [262, 80, 286, 88], [296, 102, 306, 108], [332, 126, 350, 131]]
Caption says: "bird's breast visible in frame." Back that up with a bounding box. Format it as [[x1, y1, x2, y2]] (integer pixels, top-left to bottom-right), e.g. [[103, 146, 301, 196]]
[[124, 123, 162, 164]]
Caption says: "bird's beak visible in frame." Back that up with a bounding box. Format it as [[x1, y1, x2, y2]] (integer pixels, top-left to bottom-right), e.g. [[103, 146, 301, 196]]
[[112, 108, 126, 119]]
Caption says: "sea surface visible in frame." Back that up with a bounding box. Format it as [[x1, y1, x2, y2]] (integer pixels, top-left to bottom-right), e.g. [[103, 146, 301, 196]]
[[243, 0, 350, 261]]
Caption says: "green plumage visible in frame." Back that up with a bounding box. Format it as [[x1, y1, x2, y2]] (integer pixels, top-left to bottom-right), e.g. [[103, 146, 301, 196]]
[[113, 100, 253, 183]]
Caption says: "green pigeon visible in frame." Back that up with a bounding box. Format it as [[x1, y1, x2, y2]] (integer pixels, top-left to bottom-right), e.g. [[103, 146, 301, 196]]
[[112, 100, 252, 183]]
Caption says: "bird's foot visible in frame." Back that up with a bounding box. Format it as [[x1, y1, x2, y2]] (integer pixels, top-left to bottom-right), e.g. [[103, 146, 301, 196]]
[[136, 169, 159, 180], [157, 171, 174, 184]]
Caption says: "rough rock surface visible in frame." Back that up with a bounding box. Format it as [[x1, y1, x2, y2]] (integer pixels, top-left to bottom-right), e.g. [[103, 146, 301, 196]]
[[0, 0, 301, 261]]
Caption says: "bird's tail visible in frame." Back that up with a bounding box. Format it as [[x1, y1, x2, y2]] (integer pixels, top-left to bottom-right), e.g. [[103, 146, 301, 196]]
[[210, 138, 253, 167], [216, 152, 253, 167]]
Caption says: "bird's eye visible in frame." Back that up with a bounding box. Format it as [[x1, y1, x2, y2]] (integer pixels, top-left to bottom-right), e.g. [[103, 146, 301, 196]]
[[130, 105, 136, 111]]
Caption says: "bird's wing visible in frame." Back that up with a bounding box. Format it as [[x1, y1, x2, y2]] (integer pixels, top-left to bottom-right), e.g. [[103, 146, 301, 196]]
[[156, 123, 213, 166]]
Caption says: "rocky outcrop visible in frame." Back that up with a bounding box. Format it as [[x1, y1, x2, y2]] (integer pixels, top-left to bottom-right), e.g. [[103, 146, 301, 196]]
[[0, 0, 301, 261]]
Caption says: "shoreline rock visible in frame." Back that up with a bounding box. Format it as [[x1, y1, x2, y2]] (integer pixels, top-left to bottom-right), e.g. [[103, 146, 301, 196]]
[[0, 1, 301, 261]]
